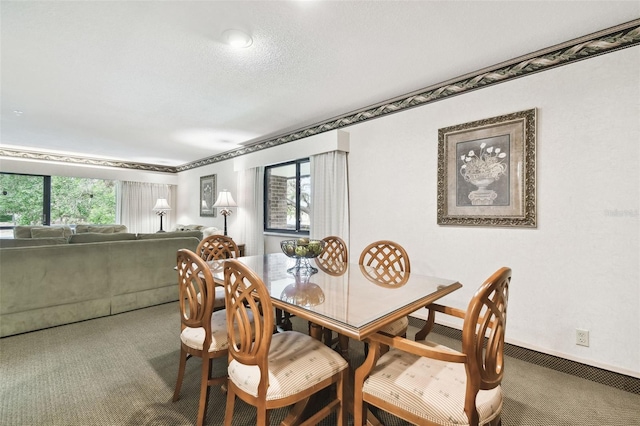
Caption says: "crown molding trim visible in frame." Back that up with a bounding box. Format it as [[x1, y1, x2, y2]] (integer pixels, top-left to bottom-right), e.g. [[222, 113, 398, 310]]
[[2, 19, 638, 173], [0, 148, 177, 174]]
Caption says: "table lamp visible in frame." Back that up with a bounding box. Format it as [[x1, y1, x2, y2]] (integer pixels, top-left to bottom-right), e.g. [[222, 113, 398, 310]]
[[212, 190, 237, 236], [152, 198, 171, 232]]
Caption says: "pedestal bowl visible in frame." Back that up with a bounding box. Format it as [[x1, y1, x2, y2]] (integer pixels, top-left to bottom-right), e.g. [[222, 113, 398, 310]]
[[280, 238, 326, 275]]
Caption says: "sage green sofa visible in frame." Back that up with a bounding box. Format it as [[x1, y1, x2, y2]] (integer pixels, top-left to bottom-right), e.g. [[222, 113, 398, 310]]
[[0, 233, 200, 337]]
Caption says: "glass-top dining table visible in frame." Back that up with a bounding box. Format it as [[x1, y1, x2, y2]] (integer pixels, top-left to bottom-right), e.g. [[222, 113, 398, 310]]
[[207, 252, 462, 425], [208, 252, 462, 342]]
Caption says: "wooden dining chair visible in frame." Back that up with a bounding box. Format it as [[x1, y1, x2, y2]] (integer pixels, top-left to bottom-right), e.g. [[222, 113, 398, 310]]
[[315, 236, 350, 357], [196, 235, 241, 311], [317, 235, 348, 274], [172, 249, 231, 426], [359, 240, 411, 338], [223, 259, 349, 426], [354, 267, 511, 426], [197, 235, 241, 261]]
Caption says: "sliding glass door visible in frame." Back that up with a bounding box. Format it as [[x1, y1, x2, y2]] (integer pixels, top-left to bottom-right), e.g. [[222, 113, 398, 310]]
[[0, 173, 47, 237], [0, 172, 116, 237]]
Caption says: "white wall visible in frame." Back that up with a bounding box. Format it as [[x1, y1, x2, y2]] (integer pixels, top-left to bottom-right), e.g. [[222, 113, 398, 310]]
[[176, 160, 239, 235], [346, 46, 639, 377], [175, 129, 350, 238], [176, 47, 639, 377]]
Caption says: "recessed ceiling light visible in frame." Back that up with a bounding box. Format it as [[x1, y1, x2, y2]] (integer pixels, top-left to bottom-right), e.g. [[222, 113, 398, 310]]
[[222, 29, 253, 48], [13, 110, 23, 116]]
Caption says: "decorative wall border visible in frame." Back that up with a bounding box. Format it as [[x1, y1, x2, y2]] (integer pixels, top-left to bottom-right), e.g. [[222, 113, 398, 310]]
[[1, 19, 638, 173], [0, 148, 177, 173]]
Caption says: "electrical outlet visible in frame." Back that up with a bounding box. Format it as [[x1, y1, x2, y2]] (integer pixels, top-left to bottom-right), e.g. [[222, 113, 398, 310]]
[[576, 329, 589, 347]]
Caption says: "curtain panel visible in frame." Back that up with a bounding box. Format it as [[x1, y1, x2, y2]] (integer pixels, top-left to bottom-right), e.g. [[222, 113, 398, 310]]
[[309, 151, 350, 249], [237, 167, 264, 256], [116, 182, 176, 234]]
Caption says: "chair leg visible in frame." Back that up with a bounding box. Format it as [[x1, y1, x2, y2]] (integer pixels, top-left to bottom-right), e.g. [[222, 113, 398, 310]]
[[336, 369, 346, 426], [256, 407, 269, 425], [223, 386, 235, 426], [196, 357, 212, 426], [353, 391, 365, 426], [172, 347, 188, 402]]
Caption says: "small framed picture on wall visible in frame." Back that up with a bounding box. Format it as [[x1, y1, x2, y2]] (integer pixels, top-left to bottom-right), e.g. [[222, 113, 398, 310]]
[[200, 174, 217, 217]]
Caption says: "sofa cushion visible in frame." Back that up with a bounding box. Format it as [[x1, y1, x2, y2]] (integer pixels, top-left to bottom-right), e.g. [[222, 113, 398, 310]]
[[137, 230, 202, 240], [172, 224, 205, 231], [14, 225, 73, 239], [0, 238, 69, 248], [203, 227, 223, 237], [75, 224, 128, 234], [30, 227, 66, 238], [69, 233, 138, 244], [88, 226, 115, 234]]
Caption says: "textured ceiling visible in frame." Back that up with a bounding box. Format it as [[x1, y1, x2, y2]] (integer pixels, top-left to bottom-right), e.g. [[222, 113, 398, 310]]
[[1, 1, 638, 168]]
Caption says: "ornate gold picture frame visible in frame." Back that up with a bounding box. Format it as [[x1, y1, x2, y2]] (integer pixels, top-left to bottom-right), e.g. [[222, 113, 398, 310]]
[[437, 109, 536, 227]]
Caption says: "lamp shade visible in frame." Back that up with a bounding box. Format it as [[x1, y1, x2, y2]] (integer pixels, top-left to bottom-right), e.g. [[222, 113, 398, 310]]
[[212, 190, 237, 208], [153, 198, 171, 212]]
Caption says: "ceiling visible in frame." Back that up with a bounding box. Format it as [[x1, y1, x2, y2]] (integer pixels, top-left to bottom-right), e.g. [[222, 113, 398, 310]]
[[1, 1, 638, 169]]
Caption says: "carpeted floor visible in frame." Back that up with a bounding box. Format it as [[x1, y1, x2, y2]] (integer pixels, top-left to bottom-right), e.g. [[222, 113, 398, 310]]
[[1, 302, 638, 425]]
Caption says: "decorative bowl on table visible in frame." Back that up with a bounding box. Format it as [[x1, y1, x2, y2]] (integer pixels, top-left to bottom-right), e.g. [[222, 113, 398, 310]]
[[280, 238, 326, 275]]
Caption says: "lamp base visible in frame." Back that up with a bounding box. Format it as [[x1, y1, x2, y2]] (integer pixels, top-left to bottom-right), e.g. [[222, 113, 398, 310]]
[[158, 212, 167, 233]]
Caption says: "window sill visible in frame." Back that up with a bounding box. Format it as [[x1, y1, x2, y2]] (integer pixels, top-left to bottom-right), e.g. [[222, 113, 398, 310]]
[[263, 231, 309, 238]]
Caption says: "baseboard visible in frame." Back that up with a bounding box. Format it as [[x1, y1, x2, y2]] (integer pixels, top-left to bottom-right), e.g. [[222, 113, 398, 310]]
[[408, 317, 640, 395]]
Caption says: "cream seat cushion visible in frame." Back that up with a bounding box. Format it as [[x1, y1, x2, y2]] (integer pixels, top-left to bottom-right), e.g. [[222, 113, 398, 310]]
[[213, 287, 225, 308], [195, 288, 225, 309], [180, 309, 254, 352], [363, 340, 502, 425], [228, 331, 348, 400], [377, 316, 409, 336]]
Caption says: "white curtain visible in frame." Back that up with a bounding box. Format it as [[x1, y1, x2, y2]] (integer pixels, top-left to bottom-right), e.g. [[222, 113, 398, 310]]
[[116, 182, 176, 234], [309, 151, 350, 248], [237, 167, 264, 256]]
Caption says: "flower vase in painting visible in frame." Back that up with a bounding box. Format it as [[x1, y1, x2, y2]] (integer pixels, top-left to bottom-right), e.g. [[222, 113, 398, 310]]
[[460, 142, 507, 206]]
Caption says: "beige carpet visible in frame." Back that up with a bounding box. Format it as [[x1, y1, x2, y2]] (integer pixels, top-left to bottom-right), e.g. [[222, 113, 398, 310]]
[[0, 302, 638, 425]]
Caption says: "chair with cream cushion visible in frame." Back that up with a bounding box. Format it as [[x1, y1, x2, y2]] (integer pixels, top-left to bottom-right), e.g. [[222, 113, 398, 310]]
[[196, 235, 240, 312], [359, 240, 411, 338], [172, 249, 252, 426], [354, 267, 511, 426], [223, 259, 349, 426]]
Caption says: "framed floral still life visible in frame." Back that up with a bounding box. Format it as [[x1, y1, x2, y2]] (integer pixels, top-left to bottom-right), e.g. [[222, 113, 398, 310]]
[[199, 174, 217, 217], [437, 108, 536, 227]]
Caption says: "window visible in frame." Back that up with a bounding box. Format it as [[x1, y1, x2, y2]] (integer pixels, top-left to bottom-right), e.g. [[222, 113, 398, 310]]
[[0, 172, 116, 237], [264, 159, 310, 234]]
